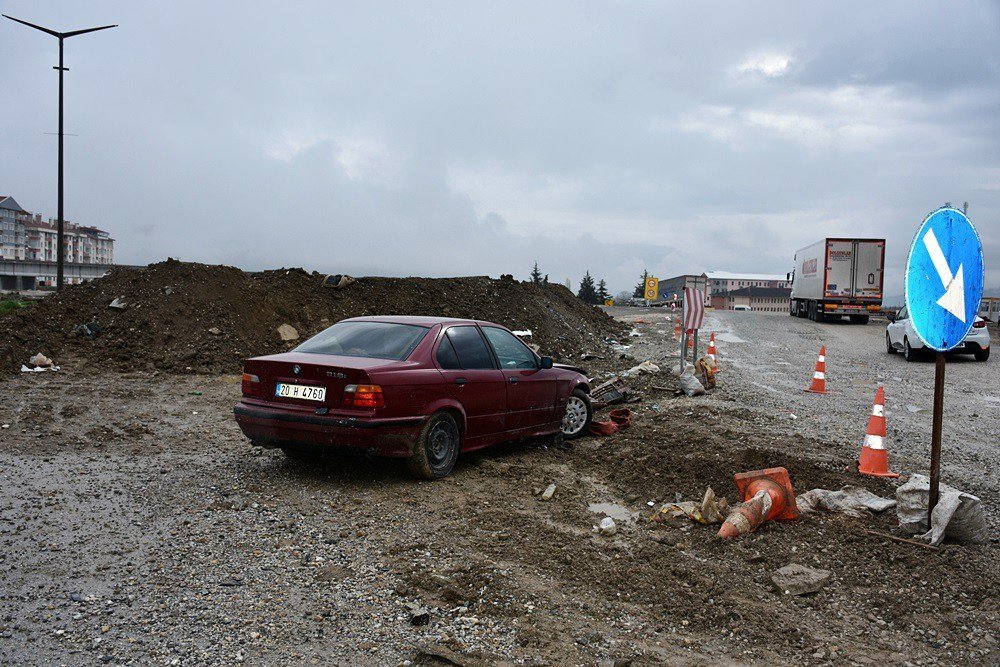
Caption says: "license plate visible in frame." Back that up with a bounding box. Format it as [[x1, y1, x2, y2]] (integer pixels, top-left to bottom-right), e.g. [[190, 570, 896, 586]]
[[275, 383, 326, 402]]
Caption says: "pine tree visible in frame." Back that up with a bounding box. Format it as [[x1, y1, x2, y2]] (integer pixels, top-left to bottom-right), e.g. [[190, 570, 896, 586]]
[[596, 279, 610, 302], [577, 271, 599, 304], [530, 262, 543, 284], [633, 270, 650, 298]]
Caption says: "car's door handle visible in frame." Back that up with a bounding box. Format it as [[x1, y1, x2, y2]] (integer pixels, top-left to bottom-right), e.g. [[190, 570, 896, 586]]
[[455, 378, 468, 386], [509, 377, 519, 384]]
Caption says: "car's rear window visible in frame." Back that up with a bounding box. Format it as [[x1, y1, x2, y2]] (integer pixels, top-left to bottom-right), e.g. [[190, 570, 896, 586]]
[[293, 321, 428, 360]]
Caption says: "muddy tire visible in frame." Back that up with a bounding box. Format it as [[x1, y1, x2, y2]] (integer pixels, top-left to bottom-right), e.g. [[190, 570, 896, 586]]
[[903, 337, 919, 362], [407, 412, 461, 480], [560, 389, 593, 440]]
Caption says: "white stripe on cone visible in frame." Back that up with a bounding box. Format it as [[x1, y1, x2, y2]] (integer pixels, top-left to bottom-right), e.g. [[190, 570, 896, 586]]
[[818, 355, 825, 363], [813, 371, 825, 380], [872, 404, 884, 417], [864, 434, 885, 450]]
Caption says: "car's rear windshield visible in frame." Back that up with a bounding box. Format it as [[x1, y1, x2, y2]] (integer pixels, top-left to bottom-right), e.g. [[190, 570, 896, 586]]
[[293, 321, 428, 360]]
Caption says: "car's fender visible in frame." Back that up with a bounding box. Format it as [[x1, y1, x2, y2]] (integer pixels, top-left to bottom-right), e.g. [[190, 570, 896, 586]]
[[421, 397, 468, 435]]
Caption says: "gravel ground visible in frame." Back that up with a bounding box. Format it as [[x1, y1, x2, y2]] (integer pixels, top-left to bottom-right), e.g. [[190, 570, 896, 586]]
[[1, 311, 997, 666]]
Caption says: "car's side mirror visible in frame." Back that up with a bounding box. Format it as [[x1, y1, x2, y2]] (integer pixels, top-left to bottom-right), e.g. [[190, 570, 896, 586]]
[[539, 356, 554, 369], [888, 313, 896, 323]]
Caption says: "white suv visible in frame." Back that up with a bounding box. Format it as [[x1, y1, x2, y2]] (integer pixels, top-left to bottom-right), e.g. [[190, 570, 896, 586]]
[[886, 307, 990, 362]]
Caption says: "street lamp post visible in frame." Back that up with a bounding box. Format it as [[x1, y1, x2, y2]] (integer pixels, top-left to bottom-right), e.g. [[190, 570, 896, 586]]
[[3, 14, 116, 291]]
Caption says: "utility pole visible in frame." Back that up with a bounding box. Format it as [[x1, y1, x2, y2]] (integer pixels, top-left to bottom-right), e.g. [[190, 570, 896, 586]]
[[4, 14, 116, 290]]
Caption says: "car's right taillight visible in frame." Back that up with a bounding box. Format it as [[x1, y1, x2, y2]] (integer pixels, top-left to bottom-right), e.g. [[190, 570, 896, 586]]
[[343, 384, 384, 408], [972, 320, 986, 328], [241, 372, 261, 396]]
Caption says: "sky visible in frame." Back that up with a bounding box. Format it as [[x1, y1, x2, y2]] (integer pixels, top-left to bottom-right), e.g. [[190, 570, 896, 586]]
[[1, 1, 998, 296]]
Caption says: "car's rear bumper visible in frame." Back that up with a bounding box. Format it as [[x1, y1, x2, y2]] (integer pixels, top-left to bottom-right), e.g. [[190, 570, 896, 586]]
[[233, 402, 426, 457]]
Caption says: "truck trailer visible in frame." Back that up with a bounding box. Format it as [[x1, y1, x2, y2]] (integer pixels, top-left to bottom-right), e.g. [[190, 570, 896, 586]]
[[789, 238, 885, 323]]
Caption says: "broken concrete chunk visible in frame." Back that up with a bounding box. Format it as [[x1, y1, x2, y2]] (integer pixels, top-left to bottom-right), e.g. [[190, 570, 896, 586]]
[[771, 564, 832, 596], [277, 324, 299, 342]]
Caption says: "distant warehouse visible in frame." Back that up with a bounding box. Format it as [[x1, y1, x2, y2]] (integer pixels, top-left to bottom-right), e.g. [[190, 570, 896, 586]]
[[710, 286, 792, 313]]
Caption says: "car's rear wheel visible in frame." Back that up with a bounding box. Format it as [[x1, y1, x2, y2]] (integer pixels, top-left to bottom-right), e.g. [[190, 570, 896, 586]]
[[974, 348, 990, 362], [408, 412, 460, 480], [886, 333, 896, 354], [904, 337, 918, 362], [561, 389, 593, 440]]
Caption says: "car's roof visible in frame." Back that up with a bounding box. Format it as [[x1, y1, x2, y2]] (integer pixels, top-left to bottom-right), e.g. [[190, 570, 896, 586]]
[[341, 315, 498, 327]]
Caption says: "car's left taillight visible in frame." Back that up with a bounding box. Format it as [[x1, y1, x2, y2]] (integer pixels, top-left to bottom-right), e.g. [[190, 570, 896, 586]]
[[241, 372, 261, 397], [342, 384, 384, 408], [972, 320, 986, 328]]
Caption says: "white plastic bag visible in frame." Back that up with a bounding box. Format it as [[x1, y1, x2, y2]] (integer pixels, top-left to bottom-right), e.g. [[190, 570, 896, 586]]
[[896, 474, 987, 546], [679, 370, 705, 397]]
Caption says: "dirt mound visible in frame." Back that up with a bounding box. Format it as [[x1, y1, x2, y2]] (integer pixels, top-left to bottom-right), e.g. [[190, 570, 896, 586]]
[[0, 260, 625, 374]]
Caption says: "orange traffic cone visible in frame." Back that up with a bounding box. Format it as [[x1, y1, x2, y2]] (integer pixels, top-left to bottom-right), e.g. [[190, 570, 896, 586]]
[[686, 329, 694, 349], [805, 346, 827, 394], [857, 385, 899, 478], [673, 323, 682, 341], [707, 333, 720, 371], [718, 467, 800, 540]]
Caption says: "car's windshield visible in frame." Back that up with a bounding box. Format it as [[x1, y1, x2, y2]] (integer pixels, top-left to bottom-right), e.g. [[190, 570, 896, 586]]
[[294, 321, 428, 360]]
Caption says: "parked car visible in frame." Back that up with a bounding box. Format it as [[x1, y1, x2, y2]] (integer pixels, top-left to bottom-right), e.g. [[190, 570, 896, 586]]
[[234, 316, 593, 478], [886, 307, 990, 361]]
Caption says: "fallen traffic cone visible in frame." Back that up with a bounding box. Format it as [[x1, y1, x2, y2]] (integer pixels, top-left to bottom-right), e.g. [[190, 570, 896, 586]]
[[707, 333, 721, 371], [857, 385, 899, 478], [718, 467, 800, 540], [804, 346, 828, 394]]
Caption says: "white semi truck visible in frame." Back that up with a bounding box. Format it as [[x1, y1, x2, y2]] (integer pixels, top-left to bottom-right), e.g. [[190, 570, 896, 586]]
[[789, 238, 885, 323]]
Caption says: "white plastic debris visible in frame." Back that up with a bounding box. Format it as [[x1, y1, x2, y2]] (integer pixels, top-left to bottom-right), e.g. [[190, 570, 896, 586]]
[[598, 517, 617, 535], [512, 330, 532, 338], [21, 364, 60, 373], [678, 370, 705, 397], [29, 353, 53, 368], [621, 361, 660, 378], [796, 486, 896, 517], [108, 297, 127, 311]]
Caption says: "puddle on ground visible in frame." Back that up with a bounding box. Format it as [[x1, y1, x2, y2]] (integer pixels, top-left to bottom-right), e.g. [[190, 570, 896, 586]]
[[588, 502, 639, 523], [714, 333, 746, 344]]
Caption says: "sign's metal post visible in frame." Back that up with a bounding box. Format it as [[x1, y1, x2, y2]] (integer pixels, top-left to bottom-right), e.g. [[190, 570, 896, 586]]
[[679, 330, 686, 373], [692, 329, 698, 363], [928, 351, 946, 522]]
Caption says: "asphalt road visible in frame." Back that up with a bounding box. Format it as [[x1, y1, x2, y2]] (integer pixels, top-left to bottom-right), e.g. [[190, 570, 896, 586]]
[[611, 307, 999, 501]]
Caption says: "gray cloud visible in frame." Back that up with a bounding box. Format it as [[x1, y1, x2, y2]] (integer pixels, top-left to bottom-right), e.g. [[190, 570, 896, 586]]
[[1, 0, 998, 295]]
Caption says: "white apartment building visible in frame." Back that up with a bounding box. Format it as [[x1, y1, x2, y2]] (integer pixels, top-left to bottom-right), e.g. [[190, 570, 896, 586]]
[[0, 196, 28, 260]]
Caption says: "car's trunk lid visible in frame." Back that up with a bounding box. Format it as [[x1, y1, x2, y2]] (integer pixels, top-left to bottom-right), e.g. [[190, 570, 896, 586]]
[[244, 352, 393, 408]]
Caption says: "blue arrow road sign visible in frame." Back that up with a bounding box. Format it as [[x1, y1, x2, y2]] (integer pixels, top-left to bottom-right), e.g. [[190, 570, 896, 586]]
[[904, 208, 985, 351]]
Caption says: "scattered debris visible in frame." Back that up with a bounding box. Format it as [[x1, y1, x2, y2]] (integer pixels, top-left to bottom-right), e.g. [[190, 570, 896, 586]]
[[719, 467, 799, 540], [796, 486, 896, 517], [653, 487, 728, 525], [621, 361, 659, 378], [598, 517, 617, 536], [29, 353, 53, 368], [896, 474, 987, 546], [108, 297, 127, 311], [589, 408, 633, 436], [678, 370, 705, 397], [321, 274, 356, 289], [591, 377, 629, 405], [277, 324, 299, 342], [694, 356, 717, 390], [540, 483, 557, 501], [771, 564, 832, 596], [71, 319, 102, 339], [407, 603, 430, 626], [580, 352, 604, 361], [512, 329, 532, 338], [864, 530, 941, 552], [207, 327, 222, 336]]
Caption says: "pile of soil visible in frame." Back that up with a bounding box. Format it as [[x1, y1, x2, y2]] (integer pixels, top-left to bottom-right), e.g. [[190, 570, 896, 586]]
[[0, 260, 624, 374]]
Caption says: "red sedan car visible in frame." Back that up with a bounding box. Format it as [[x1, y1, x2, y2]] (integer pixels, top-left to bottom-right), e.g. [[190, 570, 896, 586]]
[[234, 316, 593, 478]]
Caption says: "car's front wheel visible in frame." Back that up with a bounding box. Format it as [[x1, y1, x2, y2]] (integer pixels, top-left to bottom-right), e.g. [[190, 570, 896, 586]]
[[408, 411, 461, 480], [886, 333, 896, 354], [904, 337, 918, 362], [561, 389, 593, 440]]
